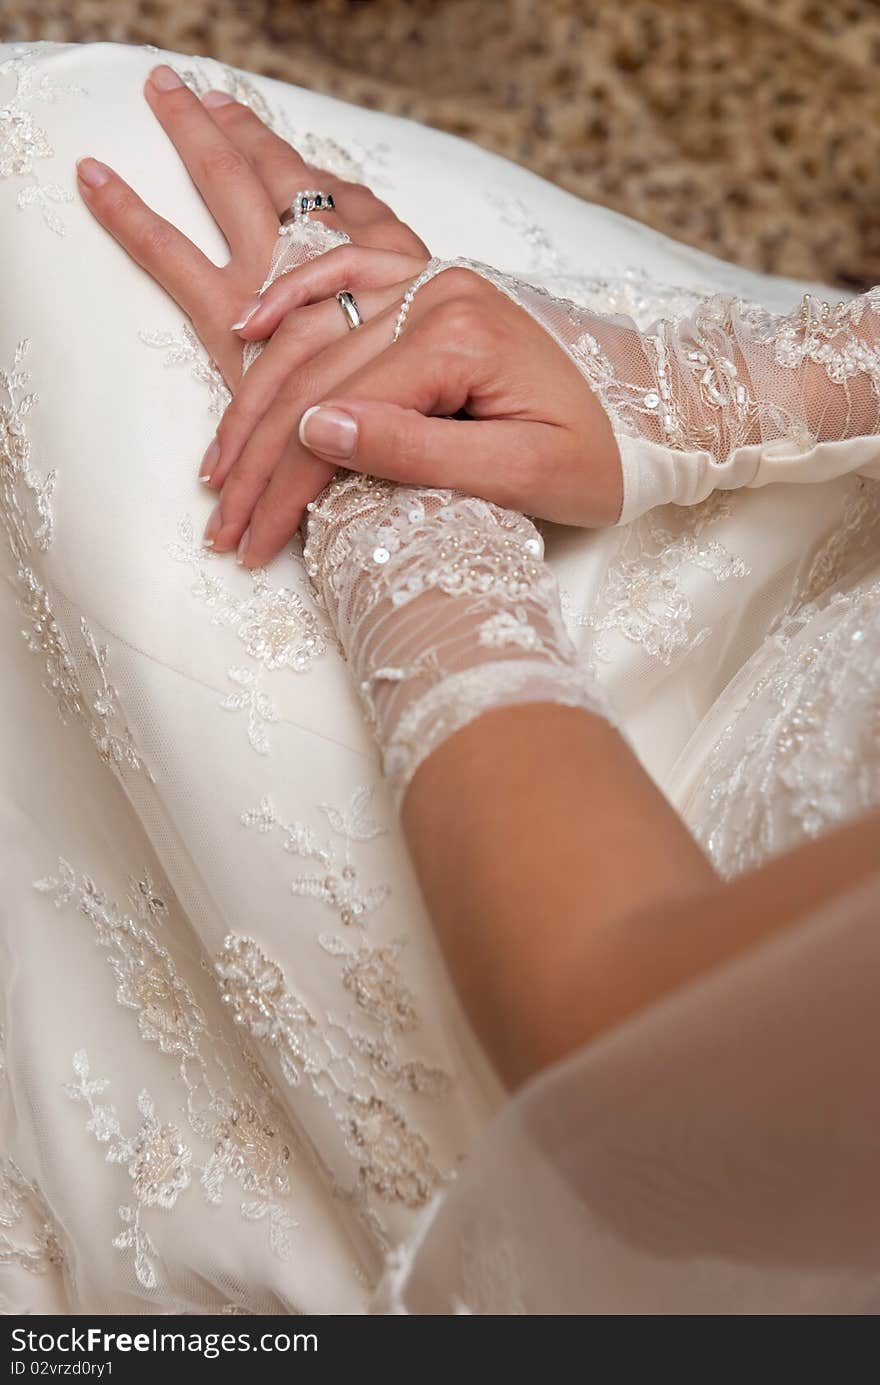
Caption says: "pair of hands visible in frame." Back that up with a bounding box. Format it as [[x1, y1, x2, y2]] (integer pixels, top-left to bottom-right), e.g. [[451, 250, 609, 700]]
[[76, 64, 622, 569]]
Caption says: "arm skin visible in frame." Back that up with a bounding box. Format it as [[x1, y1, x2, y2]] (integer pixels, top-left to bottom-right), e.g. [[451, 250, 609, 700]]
[[400, 702, 880, 1090]]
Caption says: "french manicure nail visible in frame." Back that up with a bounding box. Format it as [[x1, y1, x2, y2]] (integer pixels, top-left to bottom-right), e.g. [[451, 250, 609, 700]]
[[203, 90, 236, 108], [231, 297, 263, 331], [149, 64, 183, 91], [202, 505, 222, 548], [76, 157, 112, 189], [299, 405, 358, 460], [236, 528, 251, 566], [199, 437, 220, 481]]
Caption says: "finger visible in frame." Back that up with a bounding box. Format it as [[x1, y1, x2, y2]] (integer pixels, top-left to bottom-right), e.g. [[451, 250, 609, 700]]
[[199, 91, 338, 218], [232, 244, 426, 338], [198, 92, 368, 248], [204, 308, 397, 556], [200, 88, 428, 258], [203, 281, 408, 489], [144, 65, 278, 257], [300, 294, 618, 524], [294, 300, 544, 508], [305, 166, 430, 257], [200, 86, 428, 257], [234, 452, 339, 570], [301, 398, 551, 513], [76, 156, 217, 311]]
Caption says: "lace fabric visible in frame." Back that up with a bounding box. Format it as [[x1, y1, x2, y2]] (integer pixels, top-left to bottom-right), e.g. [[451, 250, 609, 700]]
[[302, 473, 611, 808], [397, 259, 880, 522]]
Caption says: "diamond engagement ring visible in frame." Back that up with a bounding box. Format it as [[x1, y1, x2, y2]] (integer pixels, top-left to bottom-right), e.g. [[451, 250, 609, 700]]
[[278, 189, 336, 235], [336, 290, 363, 331]]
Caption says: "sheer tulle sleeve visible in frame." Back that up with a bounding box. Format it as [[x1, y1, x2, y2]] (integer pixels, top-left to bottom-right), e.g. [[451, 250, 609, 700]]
[[373, 868, 880, 1314], [302, 473, 611, 810], [399, 259, 880, 524]]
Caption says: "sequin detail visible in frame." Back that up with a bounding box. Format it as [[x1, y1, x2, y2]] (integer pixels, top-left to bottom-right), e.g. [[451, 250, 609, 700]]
[[587, 493, 749, 665], [36, 863, 299, 1272], [685, 575, 880, 877], [139, 323, 231, 418], [303, 472, 611, 805], [167, 517, 329, 754], [0, 1157, 65, 1278], [0, 47, 85, 236], [1, 341, 152, 779], [215, 934, 446, 1210]]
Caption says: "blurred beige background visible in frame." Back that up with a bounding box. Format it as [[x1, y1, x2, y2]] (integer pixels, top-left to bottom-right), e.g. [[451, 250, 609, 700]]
[[3, 0, 880, 289]]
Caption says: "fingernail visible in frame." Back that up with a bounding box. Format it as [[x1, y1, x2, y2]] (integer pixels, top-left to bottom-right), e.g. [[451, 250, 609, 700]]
[[203, 90, 236, 108], [199, 437, 220, 481], [202, 505, 222, 548], [236, 527, 251, 566], [299, 405, 357, 460], [230, 296, 263, 331], [149, 64, 183, 91], [76, 157, 112, 189]]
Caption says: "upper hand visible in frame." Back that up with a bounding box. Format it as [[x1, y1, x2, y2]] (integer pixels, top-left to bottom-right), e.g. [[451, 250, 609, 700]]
[[214, 262, 624, 568], [75, 63, 428, 390]]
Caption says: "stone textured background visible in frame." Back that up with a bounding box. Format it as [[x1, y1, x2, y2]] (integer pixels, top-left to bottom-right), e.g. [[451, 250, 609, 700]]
[[3, 0, 879, 288]]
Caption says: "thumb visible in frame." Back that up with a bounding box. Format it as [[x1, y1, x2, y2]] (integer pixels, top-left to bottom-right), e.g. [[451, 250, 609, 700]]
[[298, 398, 543, 508]]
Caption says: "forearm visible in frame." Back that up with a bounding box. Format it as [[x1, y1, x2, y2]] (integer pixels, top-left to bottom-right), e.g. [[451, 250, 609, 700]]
[[401, 702, 880, 1089], [303, 472, 879, 1092], [401, 701, 714, 1086]]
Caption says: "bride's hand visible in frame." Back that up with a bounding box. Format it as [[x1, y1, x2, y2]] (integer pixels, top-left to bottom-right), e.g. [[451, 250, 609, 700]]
[[75, 64, 428, 389], [210, 264, 624, 567]]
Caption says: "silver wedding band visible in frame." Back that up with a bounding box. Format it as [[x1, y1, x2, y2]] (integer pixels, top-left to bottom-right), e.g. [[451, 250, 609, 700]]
[[336, 290, 363, 331]]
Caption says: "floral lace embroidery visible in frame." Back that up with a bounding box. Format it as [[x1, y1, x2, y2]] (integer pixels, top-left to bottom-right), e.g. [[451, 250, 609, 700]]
[[593, 287, 880, 462], [167, 517, 329, 754], [79, 620, 155, 778], [139, 324, 231, 418], [65, 1052, 192, 1290], [242, 792, 389, 928], [0, 46, 86, 237], [488, 189, 716, 325], [278, 122, 390, 188], [220, 786, 452, 1214], [222, 667, 279, 756], [170, 57, 388, 189], [241, 791, 450, 1090], [36, 862, 299, 1275], [302, 472, 608, 804], [1, 341, 152, 779], [685, 575, 880, 877], [0, 1157, 65, 1279], [0, 338, 54, 558], [584, 493, 748, 665], [743, 288, 880, 386], [317, 936, 417, 1034], [174, 62, 277, 128], [780, 475, 880, 618], [477, 608, 542, 651], [168, 518, 329, 670], [215, 935, 447, 1212]]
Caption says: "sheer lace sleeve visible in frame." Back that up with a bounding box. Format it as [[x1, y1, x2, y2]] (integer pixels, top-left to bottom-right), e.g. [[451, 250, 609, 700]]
[[401, 259, 880, 524], [302, 474, 611, 810]]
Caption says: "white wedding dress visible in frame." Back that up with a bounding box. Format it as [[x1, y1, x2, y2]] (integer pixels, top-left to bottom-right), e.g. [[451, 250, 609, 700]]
[[1, 41, 878, 1315]]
